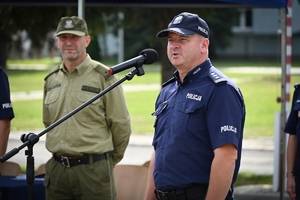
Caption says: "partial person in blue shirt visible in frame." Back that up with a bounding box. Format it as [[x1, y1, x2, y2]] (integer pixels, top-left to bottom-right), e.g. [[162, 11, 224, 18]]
[[285, 82, 300, 200], [144, 12, 246, 200], [0, 66, 14, 157]]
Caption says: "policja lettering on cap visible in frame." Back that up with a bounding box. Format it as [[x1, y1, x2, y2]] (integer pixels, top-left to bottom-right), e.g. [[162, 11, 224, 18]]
[[55, 16, 88, 37], [157, 12, 210, 39]]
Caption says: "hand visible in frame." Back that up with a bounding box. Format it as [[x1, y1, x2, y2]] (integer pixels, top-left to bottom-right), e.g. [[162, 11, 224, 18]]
[[286, 174, 296, 200]]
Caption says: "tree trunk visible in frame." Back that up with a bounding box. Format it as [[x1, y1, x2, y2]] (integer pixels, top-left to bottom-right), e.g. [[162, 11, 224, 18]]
[[0, 31, 10, 69], [160, 43, 174, 85]]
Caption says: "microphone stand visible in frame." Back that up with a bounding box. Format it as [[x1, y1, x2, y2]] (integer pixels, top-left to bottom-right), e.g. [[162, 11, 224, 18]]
[[0, 64, 145, 200]]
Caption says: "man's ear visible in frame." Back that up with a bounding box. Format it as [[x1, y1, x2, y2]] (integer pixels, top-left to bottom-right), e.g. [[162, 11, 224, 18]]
[[85, 35, 91, 47], [201, 38, 209, 52]]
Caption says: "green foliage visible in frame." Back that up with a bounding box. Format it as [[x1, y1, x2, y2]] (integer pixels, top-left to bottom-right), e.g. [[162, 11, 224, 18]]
[[0, 7, 66, 49], [119, 8, 239, 60], [87, 33, 102, 61]]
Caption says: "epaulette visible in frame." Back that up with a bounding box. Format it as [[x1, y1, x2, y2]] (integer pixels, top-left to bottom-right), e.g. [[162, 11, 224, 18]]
[[44, 66, 60, 81], [209, 71, 227, 85], [294, 82, 300, 89], [162, 77, 176, 88], [93, 62, 112, 79]]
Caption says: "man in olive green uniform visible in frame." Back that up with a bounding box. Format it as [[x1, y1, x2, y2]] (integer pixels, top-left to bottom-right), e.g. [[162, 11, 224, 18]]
[[43, 16, 131, 200]]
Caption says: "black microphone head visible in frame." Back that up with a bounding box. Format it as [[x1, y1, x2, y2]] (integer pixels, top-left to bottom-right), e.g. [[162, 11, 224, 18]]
[[139, 49, 158, 64]]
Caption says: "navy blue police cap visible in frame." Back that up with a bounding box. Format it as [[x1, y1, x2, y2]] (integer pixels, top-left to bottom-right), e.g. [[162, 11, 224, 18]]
[[157, 12, 209, 39]]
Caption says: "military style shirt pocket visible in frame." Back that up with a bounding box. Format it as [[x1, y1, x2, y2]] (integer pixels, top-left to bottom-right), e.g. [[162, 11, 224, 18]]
[[45, 91, 60, 105], [72, 93, 102, 123], [44, 91, 60, 121], [173, 101, 204, 136]]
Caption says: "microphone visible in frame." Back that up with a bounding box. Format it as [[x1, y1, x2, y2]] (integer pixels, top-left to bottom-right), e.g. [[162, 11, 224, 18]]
[[107, 48, 158, 75]]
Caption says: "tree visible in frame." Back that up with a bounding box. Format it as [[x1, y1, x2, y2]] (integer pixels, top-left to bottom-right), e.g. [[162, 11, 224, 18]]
[[0, 6, 112, 69], [0, 6, 66, 68], [0, 6, 238, 85], [119, 8, 239, 83]]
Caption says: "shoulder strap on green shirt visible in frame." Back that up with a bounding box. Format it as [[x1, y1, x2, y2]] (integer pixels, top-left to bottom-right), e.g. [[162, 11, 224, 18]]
[[44, 66, 60, 81], [92, 61, 112, 79]]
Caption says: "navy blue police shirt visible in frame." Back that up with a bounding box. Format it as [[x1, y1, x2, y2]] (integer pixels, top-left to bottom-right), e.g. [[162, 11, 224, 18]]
[[0, 66, 14, 120], [152, 59, 245, 191], [284, 82, 300, 176]]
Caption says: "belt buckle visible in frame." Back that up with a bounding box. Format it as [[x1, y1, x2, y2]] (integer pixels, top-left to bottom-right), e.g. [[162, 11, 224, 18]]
[[156, 189, 168, 199], [61, 156, 70, 167]]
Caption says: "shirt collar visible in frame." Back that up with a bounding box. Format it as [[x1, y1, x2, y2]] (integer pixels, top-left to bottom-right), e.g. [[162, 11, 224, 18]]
[[59, 54, 91, 75], [173, 58, 212, 84]]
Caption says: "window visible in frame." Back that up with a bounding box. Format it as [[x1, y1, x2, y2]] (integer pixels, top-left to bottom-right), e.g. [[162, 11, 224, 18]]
[[233, 9, 253, 33]]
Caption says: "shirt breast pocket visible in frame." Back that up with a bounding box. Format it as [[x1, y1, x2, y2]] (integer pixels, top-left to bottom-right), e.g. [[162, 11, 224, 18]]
[[293, 102, 300, 112], [174, 101, 204, 136], [44, 91, 60, 120], [73, 93, 102, 123]]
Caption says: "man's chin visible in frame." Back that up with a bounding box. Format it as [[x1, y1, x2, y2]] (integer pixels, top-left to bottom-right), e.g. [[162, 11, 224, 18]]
[[171, 60, 183, 68], [63, 53, 77, 60]]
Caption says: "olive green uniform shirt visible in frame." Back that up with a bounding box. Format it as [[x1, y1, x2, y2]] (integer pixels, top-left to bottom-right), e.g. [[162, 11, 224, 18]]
[[43, 54, 131, 165]]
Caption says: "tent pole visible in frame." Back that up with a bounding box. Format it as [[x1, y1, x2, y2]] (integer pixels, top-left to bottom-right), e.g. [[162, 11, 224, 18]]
[[280, 1, 292, 199], [279, 5, 288, 200], [78, 0, 85, 19]]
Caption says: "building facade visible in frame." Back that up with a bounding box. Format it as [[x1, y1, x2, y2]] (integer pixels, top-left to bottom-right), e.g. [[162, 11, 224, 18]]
[[216, 0, 300, 61]]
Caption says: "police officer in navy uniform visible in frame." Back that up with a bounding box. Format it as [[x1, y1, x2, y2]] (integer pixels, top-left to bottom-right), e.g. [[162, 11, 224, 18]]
[[285, 82, 300, 200], [0, 66, 14, 157], [144, 12, 246, 200], [0, 66, 14, 200]]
